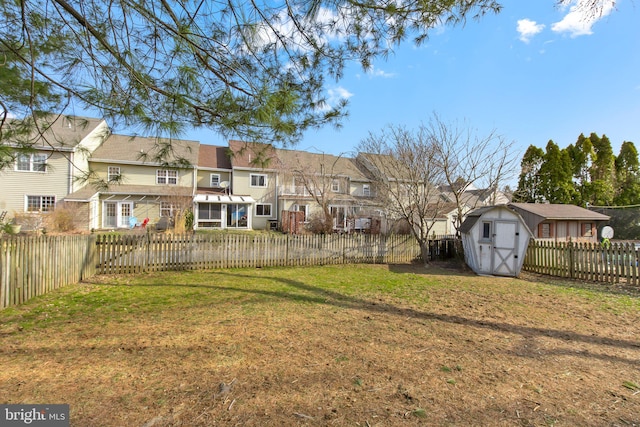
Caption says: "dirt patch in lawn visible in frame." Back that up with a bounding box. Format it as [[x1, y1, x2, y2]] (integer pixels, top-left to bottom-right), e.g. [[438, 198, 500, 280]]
[[0, 264, 638, 426]]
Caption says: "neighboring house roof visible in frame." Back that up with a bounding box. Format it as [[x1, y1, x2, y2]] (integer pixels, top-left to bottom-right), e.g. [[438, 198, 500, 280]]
[[227, 140, 279, 170], [90, 134, 200, 166], [356, 152, 414, 182], [508, 203, 610, 221], [5, 115, 107, 151], [198, 144, 232, 170], [276, 148, 369, 181]]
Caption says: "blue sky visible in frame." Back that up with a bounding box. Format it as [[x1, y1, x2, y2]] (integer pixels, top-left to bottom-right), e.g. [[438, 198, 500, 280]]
[[184, 0, 640, 171]]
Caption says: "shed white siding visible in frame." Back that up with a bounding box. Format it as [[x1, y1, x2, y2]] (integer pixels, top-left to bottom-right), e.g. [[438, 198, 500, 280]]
[[461, 206, 532, 277]]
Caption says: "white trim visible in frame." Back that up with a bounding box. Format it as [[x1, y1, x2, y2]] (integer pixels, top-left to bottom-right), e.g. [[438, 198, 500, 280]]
[[250, 173, 268, 187]]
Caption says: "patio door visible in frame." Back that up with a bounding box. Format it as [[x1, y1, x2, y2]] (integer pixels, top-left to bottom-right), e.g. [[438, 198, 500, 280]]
[[104, 201, 133, 228], [227, 203, 249, 228]]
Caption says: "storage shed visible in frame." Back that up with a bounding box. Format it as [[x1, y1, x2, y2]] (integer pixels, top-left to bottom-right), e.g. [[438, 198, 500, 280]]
[[460, 205, 532, 277]]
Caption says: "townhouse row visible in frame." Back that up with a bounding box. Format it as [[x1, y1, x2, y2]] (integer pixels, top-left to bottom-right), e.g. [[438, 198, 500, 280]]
[[2, 115, 610, 242], [0, 116, 387, 233]]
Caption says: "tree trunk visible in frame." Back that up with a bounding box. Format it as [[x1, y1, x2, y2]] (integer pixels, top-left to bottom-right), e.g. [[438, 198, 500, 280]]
[[420, 241, 431, 266]]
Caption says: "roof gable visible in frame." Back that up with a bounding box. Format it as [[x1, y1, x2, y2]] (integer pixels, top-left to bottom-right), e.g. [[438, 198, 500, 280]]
[[5, 115, 107, 150]]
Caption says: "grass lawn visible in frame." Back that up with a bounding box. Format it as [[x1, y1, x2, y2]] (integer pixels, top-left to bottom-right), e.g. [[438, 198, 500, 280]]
[[0, 263, 639, 426]]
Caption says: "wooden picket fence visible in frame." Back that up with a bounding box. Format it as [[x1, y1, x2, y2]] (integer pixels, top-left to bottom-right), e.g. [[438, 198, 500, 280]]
[[523, 240, 640, 285], [5, 232, 636, 311], [0, 235, 97, 309], [95, 233, 424, 274]]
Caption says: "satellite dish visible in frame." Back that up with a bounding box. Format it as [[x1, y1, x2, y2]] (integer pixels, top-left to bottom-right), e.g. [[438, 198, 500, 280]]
[[601, 226, 614, 239], [219, 181, 229, 189]]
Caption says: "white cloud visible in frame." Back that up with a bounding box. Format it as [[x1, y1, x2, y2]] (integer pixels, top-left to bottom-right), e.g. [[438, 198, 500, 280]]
[[551, 0, 615, 37], [316, 86, 353, 112], [366, 66, 396, 79], [517, 19, 545, 43]]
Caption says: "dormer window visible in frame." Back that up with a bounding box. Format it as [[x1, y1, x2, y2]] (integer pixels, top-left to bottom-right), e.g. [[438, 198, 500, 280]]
[[331, 179, 340, 193]]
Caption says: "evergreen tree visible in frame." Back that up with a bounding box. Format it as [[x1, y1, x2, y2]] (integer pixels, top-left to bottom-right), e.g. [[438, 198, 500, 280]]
[[513, 145, 545, 202], [589, 133, 616, 206], [0, 0, 503, 163], [538, 140, 575, 204], [565, 133, 595, 206], [614, 141, 640, 206]]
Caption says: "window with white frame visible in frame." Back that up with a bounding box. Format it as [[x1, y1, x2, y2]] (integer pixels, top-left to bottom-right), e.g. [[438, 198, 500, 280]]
[[481, 221, 492, 240], [26, 195, 56, 212], [210, 173, 221, 187], [16, 153, 47, 172], [156, 169, 178, 185], [160, 201, 178, 217], [362, 184, 371, 196], [107, 166, 121, 182], [250, 173, 267, 187], [331, 179, 340, 193], [255, 203, 272, 217]]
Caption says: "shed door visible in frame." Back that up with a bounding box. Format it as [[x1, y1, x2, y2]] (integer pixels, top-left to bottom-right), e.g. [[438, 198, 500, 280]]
[[492, 220, 519, 276]]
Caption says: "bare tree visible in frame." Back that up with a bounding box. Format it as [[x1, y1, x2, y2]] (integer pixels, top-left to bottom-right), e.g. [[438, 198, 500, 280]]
[[358, 125, 447, 264], [358, 116, 518, 265], [428, 113, 518, 233]]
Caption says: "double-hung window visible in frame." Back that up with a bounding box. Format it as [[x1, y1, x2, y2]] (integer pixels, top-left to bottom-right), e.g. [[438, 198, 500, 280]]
[[250, 173, 267, 187], [27, 195, 56, 212], [157, 169, 178, 185], [108, 166, 121, 182], [16, 153, 47, 172], [210, 173, 221, 187]]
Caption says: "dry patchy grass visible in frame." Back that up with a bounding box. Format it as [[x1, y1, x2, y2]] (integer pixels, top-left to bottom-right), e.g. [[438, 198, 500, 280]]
[[0, 263, 639, 426]]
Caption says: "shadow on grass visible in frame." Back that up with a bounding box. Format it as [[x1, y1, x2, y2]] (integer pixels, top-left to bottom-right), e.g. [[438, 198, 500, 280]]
[[115, 269, 640, 367]]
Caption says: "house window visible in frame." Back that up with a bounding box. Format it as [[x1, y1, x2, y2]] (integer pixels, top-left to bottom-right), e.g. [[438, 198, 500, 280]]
[[250, 173, 267, 187], [362, 184, 371, 197], [256, 204, 272, 217], [108, 166, 121, 182], [210, 174, 221, 187], [16, 153, 47, 172], [331, 179, 340, 193], [481, 221, 492, 240], [156, 169, 178, 185], [198, 203, 222, 228], [540, 223, 551, 238], [160, 201, 178, 217], [26, 195, 56, 212], [582, 223, 593, 237]]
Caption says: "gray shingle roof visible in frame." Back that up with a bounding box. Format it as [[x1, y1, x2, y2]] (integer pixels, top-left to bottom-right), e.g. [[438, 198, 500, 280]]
[[91, 134, 200, 165], [5, 115, 107, 150], [508, 203, 610, 221]]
